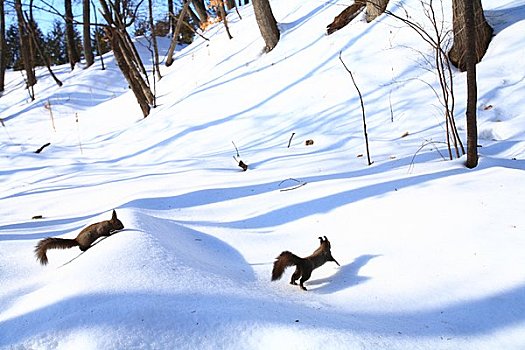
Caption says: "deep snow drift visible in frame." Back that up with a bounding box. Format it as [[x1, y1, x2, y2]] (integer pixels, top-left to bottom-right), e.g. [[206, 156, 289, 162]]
[[1, 0, 525, 349]]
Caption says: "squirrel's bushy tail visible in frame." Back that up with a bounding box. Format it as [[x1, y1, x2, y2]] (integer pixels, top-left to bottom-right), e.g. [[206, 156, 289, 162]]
[[272, 251, 302, 281], [35, 237, 79, 265]]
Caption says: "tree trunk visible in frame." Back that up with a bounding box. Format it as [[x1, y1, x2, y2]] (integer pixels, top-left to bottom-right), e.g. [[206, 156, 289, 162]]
[[65, 0, 80, 70], [107, 27, 150, 117], [148, 0, 162, 81], [14, 0, 36, 90], [167, 0, 176, 35], [326, 0, 365, 35], [91, 0, 105, 70], [0, 0, 6, 93], [187, 6, 200, 27], [225, 0, 235, 10], [192, 0, 208, 25], [83, 0, 94, 68], [252, 0, 279, 52], [366, 0, 389, 22], [449, 0, 492, 72], [28, 0, 37, 72], [99, 0, 153, 117], [462, 0, 478, 168], [112, 31, 150, 116], [218, 0, 233, 39], [165, 0, 190, 66], [23, 12, 63, 87]]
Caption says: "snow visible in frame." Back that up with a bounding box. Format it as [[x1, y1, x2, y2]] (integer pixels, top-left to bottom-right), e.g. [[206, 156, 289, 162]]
[[1, 0, 525, 348]]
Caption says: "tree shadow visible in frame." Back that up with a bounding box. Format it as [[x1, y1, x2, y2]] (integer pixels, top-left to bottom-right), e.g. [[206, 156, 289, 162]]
[[0, 214, 96, 242], [307, 254, 381, 293], [2, 283, 525, 348], [485, 4, 525, 34]]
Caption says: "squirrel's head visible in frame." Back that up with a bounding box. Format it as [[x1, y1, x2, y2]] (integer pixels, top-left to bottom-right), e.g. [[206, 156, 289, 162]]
[[318, 236, 340, 266], [111, 210, 125, 230]]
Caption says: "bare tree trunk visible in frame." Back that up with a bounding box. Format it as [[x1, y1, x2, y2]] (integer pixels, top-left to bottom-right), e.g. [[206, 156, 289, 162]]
[[65, 0, 80, 70], [187, 6, 200, 26], [148, 0, 162, 81], [108, 28, 150, 117], [225, 0, 235, 10], [327, 0, 365, 35], [449, 0, 492, 72], [366, 0, 389, 22], [83, 0, 94, 68], [165, 0, 190, 66], [23, 12, 63, 87], [192, 0, 208, 25], [99, 0, 153, 117], [167, 0, 176, 35], [28, 0, 37, 73], [14, 0, 36, 92], [218, 0, 233, 39], [252, 0, 279, 52], [0, 0, 6, 93], [462, 0, 478, 168], [91, 0, 105, 70]]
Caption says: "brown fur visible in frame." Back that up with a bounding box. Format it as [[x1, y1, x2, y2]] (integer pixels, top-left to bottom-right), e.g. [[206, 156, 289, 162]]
[[271, 236, 340, 291], [34, 210, 124, 265]]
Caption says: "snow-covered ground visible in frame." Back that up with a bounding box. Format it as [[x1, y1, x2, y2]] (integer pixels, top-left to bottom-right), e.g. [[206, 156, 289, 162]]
[[1, 0, 525, 348]]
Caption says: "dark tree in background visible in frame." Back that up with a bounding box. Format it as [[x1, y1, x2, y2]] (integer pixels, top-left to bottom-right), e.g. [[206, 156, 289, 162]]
[[252, 0, 279, 52], [5, 24, 20, 69], [449, 0, 492, 71], [65, 0, 80, 70], [83, 0, 94, 67], [46, 20, 68, 65], [167, 0, 176, 35]]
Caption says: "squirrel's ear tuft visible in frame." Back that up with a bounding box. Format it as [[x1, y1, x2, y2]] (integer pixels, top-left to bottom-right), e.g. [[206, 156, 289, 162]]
[[112, 209, 117, 218]]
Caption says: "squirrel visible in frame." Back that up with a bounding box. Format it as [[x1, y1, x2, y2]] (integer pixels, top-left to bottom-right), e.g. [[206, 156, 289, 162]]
[[272, 236, 340, 291], [34, 210, 124, 265]]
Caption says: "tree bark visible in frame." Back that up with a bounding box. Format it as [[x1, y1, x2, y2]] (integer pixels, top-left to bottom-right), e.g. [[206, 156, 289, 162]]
[[14, 0, 36, 90], [218, 0, 233, 39], [449, 0, 492, 72], [167, 0, 176, 35], [326, 0, 365, 35], [366, 0, 389, 22], [0, 0, 6, 92], [192, 0, 208, 25], [23, 12, 63, 86], [462, 0, 478, 168], [83, 0, 94, 67], [148, 0, 162, 81], [225, 0, 235, 10], [252, 0, 279, 52], [91, 0, 105, 70], [99, 0, 153, 117], [165, 0, 190, 66], [65, 0, 80, 70], [107, 27, 150, 117]]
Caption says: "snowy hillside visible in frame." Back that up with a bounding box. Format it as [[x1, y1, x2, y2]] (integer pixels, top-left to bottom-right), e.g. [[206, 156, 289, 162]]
[[1, 0, 525, 349]]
